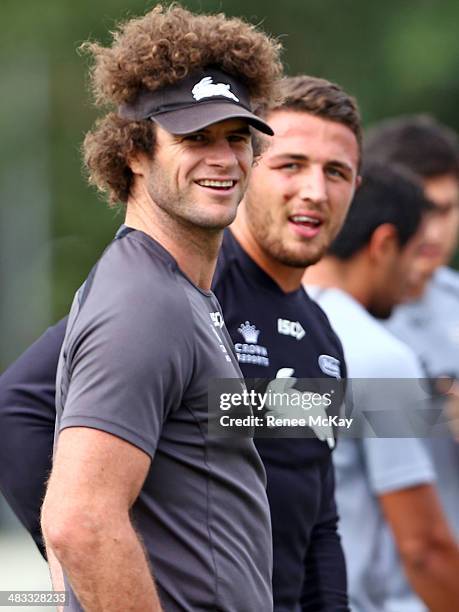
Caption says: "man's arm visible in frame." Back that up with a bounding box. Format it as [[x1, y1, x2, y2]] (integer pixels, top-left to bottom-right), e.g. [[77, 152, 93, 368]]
[[41, 427, 163, 612], [380, 483, 459, 611], [0, 318, 67, 557], [301, 459, 349, 612]]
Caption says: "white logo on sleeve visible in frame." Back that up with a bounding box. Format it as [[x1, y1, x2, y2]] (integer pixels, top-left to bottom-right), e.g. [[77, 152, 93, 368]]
[[192, 77, 239, 102], [209, 312, 231, 361], [277, 318, 305, 341], [210, 311, 224, 328], [318, 354, 341, 379]]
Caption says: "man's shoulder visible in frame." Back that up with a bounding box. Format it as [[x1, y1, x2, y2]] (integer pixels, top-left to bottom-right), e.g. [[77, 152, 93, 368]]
[[306, 286, 371, 340], [432, 266, 459, 296], [302, 286, 335, 326], [308, 287, 421, 377], [301, 286, 345, 352], [212, 229, 245, 294], [357, 320, 421, 378], [388, 266, 459, 333], [95, 231, 178, 292], [69, 231, 191, 339]]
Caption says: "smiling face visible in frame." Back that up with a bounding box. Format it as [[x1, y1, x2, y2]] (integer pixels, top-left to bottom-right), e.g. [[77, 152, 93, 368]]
[[144, 118, 253, 231], [242, 111, 360, 269]]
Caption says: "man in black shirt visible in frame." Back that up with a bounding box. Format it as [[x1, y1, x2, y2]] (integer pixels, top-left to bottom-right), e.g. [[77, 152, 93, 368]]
[[0, 76, 362, 610], [220, 77, 361, 610]]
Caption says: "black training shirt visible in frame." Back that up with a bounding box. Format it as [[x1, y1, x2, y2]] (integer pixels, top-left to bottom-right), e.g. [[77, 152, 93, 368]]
[[213, 230, 349, 611]]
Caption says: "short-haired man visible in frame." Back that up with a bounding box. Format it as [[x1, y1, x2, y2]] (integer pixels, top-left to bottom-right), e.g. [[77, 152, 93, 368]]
[[217, 75, 361, 610], [365, 115, 459, 538], [365, 115, 459, 300], [6, 5, 282, 611], [0, 74, 362, 609], [306, 164, 459, 611]]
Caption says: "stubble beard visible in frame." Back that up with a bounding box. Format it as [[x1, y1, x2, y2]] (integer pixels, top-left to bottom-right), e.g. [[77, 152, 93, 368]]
[[147, 165, 239, 233], [245, 195, 329, 269]]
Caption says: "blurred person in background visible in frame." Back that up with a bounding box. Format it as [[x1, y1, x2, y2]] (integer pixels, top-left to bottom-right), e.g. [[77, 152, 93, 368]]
[[365, 115, 459, 301], [0, 73, 366, 611], [306, 163, 459, 612], [365, 115, 459, 537]]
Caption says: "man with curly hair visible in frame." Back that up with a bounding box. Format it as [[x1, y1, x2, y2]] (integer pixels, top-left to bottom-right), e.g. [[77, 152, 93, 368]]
[[5, 5, 281, 611], [1, 71, 361, 609]]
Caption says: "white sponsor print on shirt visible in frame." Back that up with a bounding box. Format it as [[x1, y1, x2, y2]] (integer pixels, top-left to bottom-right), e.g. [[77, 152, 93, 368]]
[[235, 321, 270, 367], [277, 318, 305, 341], [209, 312, 232, 362], [210, 311, 225, 328], [318, 354, 341, 379], [264, 368, 337, 448]]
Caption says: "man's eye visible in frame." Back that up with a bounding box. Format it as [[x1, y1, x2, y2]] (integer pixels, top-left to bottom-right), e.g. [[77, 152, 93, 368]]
[[280, 163, 300, 171], [326, 167, 346, 179], [228, 135, 250, 143], [437, 205, 456, 217], [184, 133, 207, 143]]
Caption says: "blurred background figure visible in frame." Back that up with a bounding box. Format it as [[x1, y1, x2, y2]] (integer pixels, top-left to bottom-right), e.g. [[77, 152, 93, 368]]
[[306, 163, 459, 612], [365, 115, 459, 539], [365, 115, 459, 300]]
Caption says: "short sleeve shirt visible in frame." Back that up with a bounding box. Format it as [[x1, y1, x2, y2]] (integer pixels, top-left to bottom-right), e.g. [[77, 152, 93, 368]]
[[386, 266, 459, 540], [308, 286, 435, 612], [55, 229, 273, 612]]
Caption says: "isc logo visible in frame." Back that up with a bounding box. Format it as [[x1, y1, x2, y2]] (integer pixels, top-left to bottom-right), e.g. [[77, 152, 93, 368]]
[[277, 318, 306, 341]]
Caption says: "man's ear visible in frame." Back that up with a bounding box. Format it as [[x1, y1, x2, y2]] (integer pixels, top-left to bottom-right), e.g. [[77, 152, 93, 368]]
[[127, 152, 149, 176], [368, 223, 398, 263]]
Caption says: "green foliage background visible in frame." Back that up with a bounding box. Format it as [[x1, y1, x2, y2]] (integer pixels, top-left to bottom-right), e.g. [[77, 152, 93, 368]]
[[1, 0, 458, 364]]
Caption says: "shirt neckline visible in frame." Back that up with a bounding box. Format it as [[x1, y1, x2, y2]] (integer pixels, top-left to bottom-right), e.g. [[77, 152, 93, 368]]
[[224, 229, 305, 298]]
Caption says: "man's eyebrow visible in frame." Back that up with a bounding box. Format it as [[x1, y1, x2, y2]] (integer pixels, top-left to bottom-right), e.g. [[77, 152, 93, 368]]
[[270, 153, 354, 172], [326, 159, 354, 173], [270, 153, 310, 162]]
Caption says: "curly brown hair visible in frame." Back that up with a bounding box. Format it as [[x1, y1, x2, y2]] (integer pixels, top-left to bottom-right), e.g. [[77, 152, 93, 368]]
[[81, 4, 283, 205]]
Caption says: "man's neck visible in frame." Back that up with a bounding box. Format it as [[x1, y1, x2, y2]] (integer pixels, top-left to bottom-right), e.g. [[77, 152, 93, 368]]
[[230, 212, 305, 293], [304, 256, 370, 307], [125, 195, 222, 292]]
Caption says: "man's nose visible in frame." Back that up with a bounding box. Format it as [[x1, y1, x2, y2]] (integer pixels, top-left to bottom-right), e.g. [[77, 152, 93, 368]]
[[424, 216, 444, 243], [298, 167, 327, 203], [205, 139, 238, 168]]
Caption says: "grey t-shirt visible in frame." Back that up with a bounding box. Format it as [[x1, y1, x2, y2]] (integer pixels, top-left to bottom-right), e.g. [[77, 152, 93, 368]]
[[308, 287, 435, 612], [55, 229, 273, 612], [386, 266, 459, 540]]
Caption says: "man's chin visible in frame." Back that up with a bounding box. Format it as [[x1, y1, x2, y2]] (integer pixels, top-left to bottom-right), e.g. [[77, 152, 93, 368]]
[[275, 248, 325, 269], [294, 243, 327, 268], [192, 205, 239, 231], [368, 306, 393, 321], [404, 270, 436, 301]]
